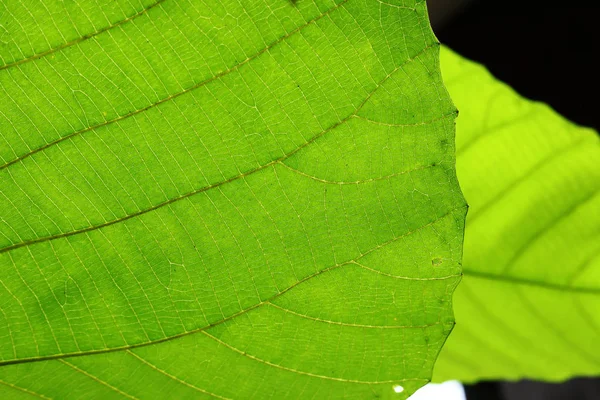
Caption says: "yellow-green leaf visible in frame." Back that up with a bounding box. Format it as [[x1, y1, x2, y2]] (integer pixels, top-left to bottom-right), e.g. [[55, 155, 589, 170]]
[[434, 47, 600, 383], [0, 1, 465, 398]]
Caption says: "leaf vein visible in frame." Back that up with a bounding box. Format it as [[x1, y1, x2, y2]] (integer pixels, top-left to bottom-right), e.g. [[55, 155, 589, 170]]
[[59, 359, 139, 400], [0, 43, 437, 254], [126, 351, 230, 399], [201, 331, 426, 384], [267, 302, 452, 329], [0, 0, 168, 71], [0, 207, 461, 366], [0, 0, 349, 171]]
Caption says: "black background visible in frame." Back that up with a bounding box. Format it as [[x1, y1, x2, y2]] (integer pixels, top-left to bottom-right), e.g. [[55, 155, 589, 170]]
[[431, 0, 599, 132]]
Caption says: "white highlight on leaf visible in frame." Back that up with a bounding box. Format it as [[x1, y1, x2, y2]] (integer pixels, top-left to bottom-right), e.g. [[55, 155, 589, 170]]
[[408, 380, 466, 399]]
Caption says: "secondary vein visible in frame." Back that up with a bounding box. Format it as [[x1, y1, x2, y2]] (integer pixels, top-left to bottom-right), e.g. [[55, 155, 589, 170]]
[[0, 0, 349, 171], [0, 207, 462, 367], [0, 0, 168, 71], [0, 43, 437, 255]]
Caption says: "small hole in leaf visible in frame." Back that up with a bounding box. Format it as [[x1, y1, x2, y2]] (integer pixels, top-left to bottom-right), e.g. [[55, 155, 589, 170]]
[[393, 385, 404, 393], [432, 257, 443, 266]]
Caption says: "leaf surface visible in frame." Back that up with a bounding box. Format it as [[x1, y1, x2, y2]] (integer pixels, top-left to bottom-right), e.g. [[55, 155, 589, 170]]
[[434, 47, 600, 383], [0, 1, 465, 398]]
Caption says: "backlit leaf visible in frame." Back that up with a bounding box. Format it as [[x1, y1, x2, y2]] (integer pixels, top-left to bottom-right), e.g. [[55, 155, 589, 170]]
[[434, 47, 600, 383], [0, 1, 465, 398]]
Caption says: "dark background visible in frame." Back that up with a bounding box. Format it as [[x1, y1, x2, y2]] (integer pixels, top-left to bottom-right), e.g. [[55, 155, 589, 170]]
[[428, 0, 600, 132], [426, 0, 599, 399]]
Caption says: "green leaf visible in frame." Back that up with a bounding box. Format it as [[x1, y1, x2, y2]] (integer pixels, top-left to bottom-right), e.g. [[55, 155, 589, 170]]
[[434, 47, 600, 383], [0, 1, 465, 398]]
